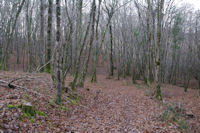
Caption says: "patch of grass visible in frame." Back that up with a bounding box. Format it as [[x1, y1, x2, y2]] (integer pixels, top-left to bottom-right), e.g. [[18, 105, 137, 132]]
[[161, 109, 170, 121], [7, 103, 47, 121], [36, 111, 47, 117], [22, 105, 36, 117], [45, 64, 51, 73], [177, 120, 188, 130], [7, 104, 21, 109], [66, 97, 78, 105], [93, 95, 97, 100], [24, 94, 30, 100], [161, 104, 180, 122], [66, 91, 80, 105], [58, 105, 69, 112], [48, 100, 56, 107], [30, 118, 35, 123], [160, 103, 189, 132]]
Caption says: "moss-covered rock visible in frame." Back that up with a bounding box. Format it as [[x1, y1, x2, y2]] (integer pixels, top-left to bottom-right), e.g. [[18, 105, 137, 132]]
[[22, 102, 36, 117]]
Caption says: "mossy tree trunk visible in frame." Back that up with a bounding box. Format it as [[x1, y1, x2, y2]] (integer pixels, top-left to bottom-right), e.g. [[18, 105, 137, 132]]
[[155, 0, 164, 101]]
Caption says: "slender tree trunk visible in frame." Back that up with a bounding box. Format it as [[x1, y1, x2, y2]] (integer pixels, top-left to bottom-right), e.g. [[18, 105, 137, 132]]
[[71, 2, 94, 90], [91, 0, 102, 83], [26, 0, 33, 72], [79, 0, 96, 87], [55, 0, 62, 105], [1, 0, 26, 70], [39, 0, 45, 72], [46, 0, 53, 73], [155, 0, 164, 100], [109, 22, 114, 76], [73, 0, 83, 75]]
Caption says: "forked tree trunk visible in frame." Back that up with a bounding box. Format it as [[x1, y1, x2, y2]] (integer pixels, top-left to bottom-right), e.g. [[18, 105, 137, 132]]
[[71, 1, 94, 90], [79, 0, 96, 87]]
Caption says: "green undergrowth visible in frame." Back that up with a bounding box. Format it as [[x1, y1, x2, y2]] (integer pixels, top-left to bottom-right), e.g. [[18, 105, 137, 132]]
[[93, 95, 97, 100], [45, 64, 51, 73], [7, 103, 47, 122], [58, 105, 69, 111], [160, 103, 190, 132], [24, 94, 30, 101], [48, 100, 69, 112], [66, 91, 80, 105]]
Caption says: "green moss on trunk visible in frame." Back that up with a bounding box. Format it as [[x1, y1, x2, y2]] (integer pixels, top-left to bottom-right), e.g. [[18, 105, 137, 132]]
[[155, 84, 162, 100]]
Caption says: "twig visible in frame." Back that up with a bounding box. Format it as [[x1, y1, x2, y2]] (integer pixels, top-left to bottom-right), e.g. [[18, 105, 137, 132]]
[[9, 76, 32, 85], [78, 104, 89, 109], [35, 60, 52, 72], [7, 76, 42, 89]]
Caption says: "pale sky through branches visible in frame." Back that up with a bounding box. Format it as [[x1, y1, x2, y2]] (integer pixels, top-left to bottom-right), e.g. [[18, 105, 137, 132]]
[[176, 0, 200, 10]]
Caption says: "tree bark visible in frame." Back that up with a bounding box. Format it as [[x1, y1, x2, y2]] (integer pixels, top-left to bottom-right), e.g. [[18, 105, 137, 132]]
[[55, 0, 62, 105], [46, 0, 53, 73], [109, 22, 114, 76], [155, 0, 164, 100], [0, 0, 26, 70], [79, 0, 96, 87]]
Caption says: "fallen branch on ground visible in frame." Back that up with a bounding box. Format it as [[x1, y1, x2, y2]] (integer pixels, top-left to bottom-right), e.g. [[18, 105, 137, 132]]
[[0, 79, 53, 101]]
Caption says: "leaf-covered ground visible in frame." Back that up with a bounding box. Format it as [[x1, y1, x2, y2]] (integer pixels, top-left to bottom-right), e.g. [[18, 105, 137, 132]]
[[0, 71, 200, 132]]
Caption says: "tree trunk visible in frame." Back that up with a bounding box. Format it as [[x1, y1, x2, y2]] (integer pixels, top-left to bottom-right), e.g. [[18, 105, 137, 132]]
[[55, 0, 62, 105], [79, 0, 96, 87], [46, 0, 53, 73], [39, 0, 45, 72], [91, 0, 102, 83], [109, 22, 114, 77], [71, 1, 94, 90], [0, 0, 26, 70], [26, 0, 33, 72], [155, 0, 164, 100]]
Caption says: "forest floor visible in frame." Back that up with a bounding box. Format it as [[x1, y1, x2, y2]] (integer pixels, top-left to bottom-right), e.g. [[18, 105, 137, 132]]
[[0, 70, 200, 132]]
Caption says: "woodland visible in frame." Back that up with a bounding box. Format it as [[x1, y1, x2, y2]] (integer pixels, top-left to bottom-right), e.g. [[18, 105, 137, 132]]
[[0, 0, 200, 132]]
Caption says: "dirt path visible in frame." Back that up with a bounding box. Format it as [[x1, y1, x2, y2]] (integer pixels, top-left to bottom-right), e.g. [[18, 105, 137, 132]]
[[0, 71, 199, 132], [66, 75, 178, 132]]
